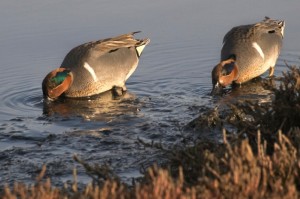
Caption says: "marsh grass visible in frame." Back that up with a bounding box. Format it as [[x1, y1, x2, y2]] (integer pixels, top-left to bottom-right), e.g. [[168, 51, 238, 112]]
[[2, 132, 300, 199], [2, 64, 300, 199]]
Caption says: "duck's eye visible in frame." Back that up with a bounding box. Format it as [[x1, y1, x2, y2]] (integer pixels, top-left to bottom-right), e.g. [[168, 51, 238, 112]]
[[268, 30, 275, 34]]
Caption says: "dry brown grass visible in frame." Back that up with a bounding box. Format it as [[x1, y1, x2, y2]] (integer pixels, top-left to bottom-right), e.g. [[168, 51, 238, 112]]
[[197, 131, 300, 199]]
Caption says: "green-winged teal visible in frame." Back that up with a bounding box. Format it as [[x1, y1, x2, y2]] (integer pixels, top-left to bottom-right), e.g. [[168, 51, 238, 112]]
[[211, 17, 285, 94], [42, 32, 150, 99]]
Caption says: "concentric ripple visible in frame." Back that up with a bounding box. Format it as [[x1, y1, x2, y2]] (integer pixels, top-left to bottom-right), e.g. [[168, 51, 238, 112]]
[[0, 83, 43, 119]]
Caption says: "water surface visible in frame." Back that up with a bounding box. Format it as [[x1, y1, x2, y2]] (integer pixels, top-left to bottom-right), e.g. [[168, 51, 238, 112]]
[[0, 0, 299, 186]]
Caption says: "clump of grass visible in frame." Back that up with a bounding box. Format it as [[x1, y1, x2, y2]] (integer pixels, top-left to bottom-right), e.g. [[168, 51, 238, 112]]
[[188, 107, 224, 130], [197, 131, 300, 198], [73, 155, 120, 184], [271, 65, 300, 131]]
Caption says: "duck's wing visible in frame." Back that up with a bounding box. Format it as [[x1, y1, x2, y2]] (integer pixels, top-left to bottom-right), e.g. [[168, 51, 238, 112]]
[[61, 32, 150, 68], [88, 31, 150, 59], [223, 24, 255, 45]]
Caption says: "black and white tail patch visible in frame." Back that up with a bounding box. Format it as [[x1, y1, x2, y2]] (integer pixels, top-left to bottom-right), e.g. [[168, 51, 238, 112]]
[[135, 44, 146, 58]]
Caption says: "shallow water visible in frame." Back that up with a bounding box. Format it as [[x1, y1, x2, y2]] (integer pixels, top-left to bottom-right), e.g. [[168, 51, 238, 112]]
[[0, 0, 300, 186]]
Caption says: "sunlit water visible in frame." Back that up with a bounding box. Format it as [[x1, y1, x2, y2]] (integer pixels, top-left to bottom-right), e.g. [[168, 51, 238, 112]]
[[0, 0, 299, 186]]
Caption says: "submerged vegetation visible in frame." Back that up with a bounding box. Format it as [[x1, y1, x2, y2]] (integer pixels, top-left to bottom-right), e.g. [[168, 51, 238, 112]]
[[2, 64, 300, 198]]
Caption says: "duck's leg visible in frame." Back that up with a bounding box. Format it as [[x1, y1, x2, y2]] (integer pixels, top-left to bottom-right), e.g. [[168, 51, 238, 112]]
[[122, 85, 127, 92], [112, 85, 127, 97], [269, 66, 275, 77]]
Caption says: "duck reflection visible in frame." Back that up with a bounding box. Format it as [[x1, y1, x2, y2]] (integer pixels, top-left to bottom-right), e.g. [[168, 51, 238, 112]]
[[42, 90, 141, 122]]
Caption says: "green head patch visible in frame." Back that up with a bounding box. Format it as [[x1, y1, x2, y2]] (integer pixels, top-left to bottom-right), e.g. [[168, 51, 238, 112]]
[[47, 70, 71, 89], [51, 70, 70, 85]]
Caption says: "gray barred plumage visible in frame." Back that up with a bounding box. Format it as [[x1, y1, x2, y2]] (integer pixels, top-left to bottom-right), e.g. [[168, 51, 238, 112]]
[[211, 17, 284, 94]]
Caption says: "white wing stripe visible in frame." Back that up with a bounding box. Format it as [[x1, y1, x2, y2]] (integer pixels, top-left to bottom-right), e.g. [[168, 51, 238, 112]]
[[252, 42, 265, 60], [84, 62, 98, 82]]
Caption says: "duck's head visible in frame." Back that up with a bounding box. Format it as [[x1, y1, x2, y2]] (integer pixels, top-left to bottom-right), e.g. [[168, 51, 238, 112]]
[[42, 68, 73, 99], [211, 56, 238, 95]]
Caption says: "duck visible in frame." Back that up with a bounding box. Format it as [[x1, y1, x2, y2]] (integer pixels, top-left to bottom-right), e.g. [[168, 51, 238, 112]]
[[42, 31, 150, 99], [211, 17, 285, 94]]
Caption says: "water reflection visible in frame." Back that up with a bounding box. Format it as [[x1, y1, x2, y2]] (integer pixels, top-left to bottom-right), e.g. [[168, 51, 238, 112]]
[[43, 91, 141, 122]]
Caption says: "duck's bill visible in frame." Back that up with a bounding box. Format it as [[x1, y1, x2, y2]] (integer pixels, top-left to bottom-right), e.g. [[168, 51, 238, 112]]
[[210, 82, 224, 95]]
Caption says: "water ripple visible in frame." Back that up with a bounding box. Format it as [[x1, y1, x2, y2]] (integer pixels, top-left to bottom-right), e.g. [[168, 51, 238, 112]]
[[0, 82, 43, 118]]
